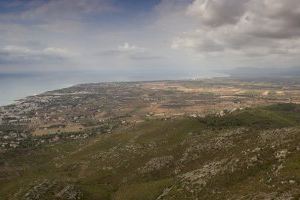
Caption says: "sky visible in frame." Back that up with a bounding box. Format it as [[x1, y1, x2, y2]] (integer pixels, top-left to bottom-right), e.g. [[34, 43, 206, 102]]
[[0, 0, 300, 75]]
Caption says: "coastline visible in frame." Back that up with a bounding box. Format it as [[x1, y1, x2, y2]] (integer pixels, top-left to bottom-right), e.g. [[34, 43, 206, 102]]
[[0, 72, 227, 106]]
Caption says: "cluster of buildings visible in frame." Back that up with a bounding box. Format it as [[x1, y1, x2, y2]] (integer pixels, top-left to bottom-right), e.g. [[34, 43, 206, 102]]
[[2, 79, 298, 152]]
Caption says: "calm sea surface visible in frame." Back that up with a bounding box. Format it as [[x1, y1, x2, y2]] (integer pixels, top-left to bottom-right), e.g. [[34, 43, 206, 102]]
[[0, 70, 225, 106]]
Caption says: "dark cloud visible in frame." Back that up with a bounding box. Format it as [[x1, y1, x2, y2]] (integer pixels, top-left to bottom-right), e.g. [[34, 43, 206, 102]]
[[0, 0, 117, 23], [0, 0, 300, 73], [173, 0, 300, 59], [187, 0, 250, 27]]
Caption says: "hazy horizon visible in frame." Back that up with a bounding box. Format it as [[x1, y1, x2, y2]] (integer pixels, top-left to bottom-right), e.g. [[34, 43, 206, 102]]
[[0, 69, 227, 106], [1, 0, 300, 105]]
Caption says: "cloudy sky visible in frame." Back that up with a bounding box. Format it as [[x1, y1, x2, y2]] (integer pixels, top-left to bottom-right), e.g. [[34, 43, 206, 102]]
[[1, 0, 300, 75]]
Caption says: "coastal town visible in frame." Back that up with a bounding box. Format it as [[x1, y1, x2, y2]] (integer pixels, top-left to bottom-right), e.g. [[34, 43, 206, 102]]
[[1, 77, 300, 152], [1, 77, 300, 199], [2, 0, 300, 198]]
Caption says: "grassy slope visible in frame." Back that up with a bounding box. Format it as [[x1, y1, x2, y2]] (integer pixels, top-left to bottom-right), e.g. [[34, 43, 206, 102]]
[[1, 104, 300, 199]]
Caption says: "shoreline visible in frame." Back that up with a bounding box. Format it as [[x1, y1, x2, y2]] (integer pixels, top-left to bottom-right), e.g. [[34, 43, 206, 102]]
[[0, 74, 227, 107]]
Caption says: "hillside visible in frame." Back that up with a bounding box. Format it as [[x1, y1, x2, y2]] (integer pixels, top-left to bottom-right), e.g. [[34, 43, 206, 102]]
[[1, 103, 300, 199]]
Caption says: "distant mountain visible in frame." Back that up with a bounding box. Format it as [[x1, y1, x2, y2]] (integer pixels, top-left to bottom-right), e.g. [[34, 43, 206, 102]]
[[227, 67, 300, 78]]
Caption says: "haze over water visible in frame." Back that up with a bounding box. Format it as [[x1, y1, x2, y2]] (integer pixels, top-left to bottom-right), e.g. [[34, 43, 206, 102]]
[[0, 70, 224, 106], [1, 0, 299, 106]]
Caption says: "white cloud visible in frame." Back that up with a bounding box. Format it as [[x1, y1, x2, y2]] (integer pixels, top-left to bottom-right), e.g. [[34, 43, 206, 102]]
[[117, 42, 145, 53], [1, 0, 300, 73], [171, 0, 300, 60], [0, 45, 75, 64], [43, 47, 75, 58], [2, 45, 32, 55]]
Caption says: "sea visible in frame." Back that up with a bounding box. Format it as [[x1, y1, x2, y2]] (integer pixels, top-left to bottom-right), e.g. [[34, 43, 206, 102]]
[[0, 70, 225, 106]]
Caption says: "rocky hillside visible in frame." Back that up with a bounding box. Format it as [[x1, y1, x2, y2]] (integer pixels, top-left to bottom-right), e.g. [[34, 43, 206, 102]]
[[1, 103, 300, 199]]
